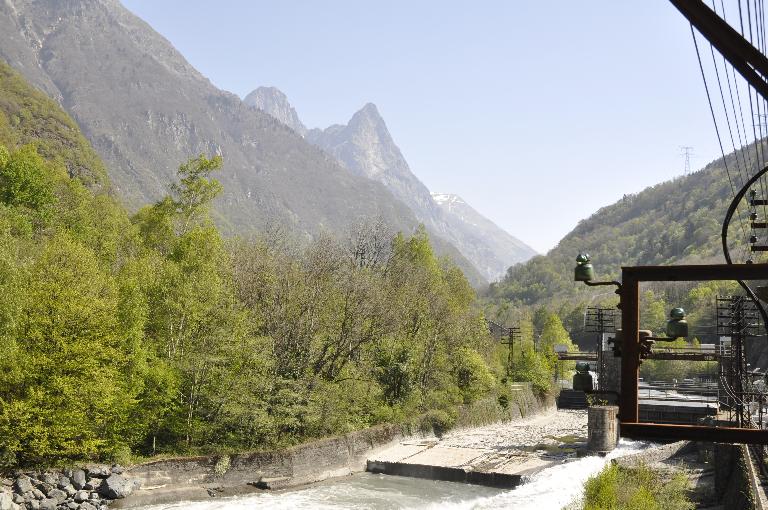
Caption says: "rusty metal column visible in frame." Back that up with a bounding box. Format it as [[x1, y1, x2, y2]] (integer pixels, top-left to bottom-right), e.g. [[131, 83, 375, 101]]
[[620, 270, 639, 423]]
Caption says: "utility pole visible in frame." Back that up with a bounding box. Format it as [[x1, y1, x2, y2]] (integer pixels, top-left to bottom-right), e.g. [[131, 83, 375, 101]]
[[501, 326, 521, 376], [680, 146, 694, 175], [717, 296, 759, 427]]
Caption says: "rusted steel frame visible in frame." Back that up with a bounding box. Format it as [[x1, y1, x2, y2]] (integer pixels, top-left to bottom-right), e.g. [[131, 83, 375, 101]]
[[620, 272, 640, 422], [622, 264, 768, 281], [669, 0, 768, 101], [621, 422, 768, 444], [619, 263, 768, 441], [646, 352, 719, 361]]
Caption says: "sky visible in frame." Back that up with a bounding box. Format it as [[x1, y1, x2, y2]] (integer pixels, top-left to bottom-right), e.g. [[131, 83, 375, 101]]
[[120, 0, 724, 253]]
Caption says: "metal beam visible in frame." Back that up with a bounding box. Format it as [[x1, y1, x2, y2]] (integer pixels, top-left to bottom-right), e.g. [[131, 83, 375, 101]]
[[669, 0, 768, 101], [622, 263, 768, 282], [647, 352, 719, 361], [621, 422, 768, 445], [620, 274, 640, 422]]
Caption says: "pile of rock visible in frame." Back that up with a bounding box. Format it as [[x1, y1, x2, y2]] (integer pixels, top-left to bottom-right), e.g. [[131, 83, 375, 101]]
[[1, 466, 140, 510]]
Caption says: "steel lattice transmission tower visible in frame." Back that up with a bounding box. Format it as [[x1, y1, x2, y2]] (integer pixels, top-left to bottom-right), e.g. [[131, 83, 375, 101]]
[[680, 146, 694, 175]]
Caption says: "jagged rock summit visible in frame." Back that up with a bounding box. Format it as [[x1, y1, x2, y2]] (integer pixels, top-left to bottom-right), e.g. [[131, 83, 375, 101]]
[[306, 102, 440, 220], [244, 84, 537, 281], [244, 86, 307, 136]]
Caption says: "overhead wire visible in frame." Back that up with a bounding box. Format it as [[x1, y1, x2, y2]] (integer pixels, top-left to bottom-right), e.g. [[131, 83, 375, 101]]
[[718, 0, 758, 262], [708, 32, 749, 192], [746, 0, 768, 258], [691, 25, 752, 261]]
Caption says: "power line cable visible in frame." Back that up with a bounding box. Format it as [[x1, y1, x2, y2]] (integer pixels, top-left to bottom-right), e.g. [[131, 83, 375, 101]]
[[691, 26, 751, 261]]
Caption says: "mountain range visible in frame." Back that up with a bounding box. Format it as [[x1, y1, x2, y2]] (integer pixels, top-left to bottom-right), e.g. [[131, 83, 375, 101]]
[[245, 86, 537, 281], [0, 0, 535, 285]]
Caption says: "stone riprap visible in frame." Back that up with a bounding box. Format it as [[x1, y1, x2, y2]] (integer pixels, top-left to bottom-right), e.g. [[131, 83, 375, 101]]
[[1, 466, 140, 510]]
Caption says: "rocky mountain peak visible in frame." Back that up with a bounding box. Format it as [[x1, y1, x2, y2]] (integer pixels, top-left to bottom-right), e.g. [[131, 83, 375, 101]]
[[244, 86, 307, 136], [343, 103, 395, 150]]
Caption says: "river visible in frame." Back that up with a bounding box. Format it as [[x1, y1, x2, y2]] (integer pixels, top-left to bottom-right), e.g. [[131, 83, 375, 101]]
[[137, 439, 647, 510]]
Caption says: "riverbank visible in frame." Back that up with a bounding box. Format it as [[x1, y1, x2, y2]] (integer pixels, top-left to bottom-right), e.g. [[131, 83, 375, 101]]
[[114, 385, 552, 508]]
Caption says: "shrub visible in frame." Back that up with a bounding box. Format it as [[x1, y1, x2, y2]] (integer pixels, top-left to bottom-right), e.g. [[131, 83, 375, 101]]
[[583, 463, 693, 510], [420, 409, 455, 438]]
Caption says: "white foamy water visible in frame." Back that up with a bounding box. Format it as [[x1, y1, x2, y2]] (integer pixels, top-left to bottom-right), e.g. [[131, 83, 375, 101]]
[[138, 439, 648, 510]]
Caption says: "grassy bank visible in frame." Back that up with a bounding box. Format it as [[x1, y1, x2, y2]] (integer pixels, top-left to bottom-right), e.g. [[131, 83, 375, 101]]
[[582, 462, 693, 510]]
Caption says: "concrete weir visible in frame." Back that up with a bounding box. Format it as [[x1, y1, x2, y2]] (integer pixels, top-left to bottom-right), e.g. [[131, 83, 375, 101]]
[[363, 408, 589, 489], [364, 436, 559, 489], [366, 459, 522, 488]]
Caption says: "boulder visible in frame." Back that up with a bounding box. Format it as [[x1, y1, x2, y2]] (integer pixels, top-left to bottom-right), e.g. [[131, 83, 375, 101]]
[[0, 492, 17, 510], [78, 503, 96, 510], [37, 500, 56, 510], [66, 502, 77, 510], [13, 477, 33, 495], [28, 501, 39, 510], [109, 466, 123, 475], [45, 490, 65, 505], [38, 476, 55, 488], [56, 477, 70, 491], [97, 475, 137, 500], [81, 480, 99, 492], [30, 489, 43, 500], [84, 468, 109, 479], [70, 472, 85, 492], [73, 492, 88, 504], [34, 484, 51, 497], [62, 487, 75, 498]]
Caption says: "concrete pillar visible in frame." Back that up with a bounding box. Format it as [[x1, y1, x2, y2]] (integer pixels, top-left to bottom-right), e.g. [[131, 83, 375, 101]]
[[600, 350, 621, 394], [588, 405, 619, 453]]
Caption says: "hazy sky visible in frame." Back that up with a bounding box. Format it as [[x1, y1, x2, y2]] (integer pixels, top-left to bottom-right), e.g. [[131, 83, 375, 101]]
[[121, 0, 722, 253]]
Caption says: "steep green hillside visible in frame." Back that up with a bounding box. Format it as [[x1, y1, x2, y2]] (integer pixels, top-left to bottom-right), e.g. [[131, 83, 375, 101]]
[[0, 66, 505, 469], [488, 149, 756, 307], [0, 60, 108, 189]]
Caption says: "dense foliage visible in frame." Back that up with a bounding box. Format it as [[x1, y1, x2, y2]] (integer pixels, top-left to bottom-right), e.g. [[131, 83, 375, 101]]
[[0, 61, 108, 189], [583, 463, 693, 510], [0, 63, 565, 469], [0, 141, 514, 466]]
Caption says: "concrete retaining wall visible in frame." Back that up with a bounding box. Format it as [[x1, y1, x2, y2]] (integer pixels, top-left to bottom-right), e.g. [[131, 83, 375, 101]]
[[611, 440, 692, 468], [117, 424, 407, 508], [117, 383, 549, 507], [715, 443, 757, 510]]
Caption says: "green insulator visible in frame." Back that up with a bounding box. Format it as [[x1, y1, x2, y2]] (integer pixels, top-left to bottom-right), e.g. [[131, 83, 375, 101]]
[[574, 253, 595, 282], [574, 264, 595, 282], [666, 318, 688, 338], [670, 307, 686, 320]]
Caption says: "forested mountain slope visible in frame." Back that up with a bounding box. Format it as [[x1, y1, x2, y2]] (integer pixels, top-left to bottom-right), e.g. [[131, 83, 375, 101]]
[[0, 0, 419, 237], [0, 61, 505, 468], [0, 60, 108, 188], [489, 150, 752, 306]]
